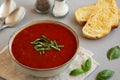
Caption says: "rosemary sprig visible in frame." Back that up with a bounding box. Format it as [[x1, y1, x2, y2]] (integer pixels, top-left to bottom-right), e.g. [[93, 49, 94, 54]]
[[31, 35, 64, 55]]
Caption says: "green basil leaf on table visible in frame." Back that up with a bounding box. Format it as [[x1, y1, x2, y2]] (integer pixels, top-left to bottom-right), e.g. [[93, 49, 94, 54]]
[[81, 57, 92, 72], [70, 58, 92, 76], [96, 69, 114, 80], [107, 46, 120, 60], [70, 68, 84, 76]]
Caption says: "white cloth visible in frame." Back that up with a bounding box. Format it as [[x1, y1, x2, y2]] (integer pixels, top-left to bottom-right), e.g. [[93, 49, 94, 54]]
[[0, 47, 99, 80]]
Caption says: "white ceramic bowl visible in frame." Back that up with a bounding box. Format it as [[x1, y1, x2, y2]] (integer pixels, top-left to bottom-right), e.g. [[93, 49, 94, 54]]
[[8, 20, 79, 77]]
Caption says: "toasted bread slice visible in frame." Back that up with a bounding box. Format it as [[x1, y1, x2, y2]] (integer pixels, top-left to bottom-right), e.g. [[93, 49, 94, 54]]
[[75, 4, 119, 29], [82, 0, 119, 39], [75, 4, 95, 25]]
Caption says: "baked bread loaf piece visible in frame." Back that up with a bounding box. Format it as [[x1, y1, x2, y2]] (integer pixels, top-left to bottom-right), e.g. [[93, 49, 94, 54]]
[[75, 4, 120, 29], [75, 4, 95, 25], [82, 0, 119, 39]]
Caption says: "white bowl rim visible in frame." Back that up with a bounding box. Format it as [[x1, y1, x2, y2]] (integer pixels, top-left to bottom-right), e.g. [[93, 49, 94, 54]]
[[8, 20, 80, 71]]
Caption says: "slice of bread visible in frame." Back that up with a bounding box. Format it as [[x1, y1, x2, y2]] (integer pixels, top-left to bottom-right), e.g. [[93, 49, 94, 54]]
[[82, 0, 119, 39], [75, 4, 119, 29], [75, 4, 95, 25]]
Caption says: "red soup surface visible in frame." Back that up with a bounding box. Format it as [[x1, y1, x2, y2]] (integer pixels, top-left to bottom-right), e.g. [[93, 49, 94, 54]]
[[12, 22, 77, 69]]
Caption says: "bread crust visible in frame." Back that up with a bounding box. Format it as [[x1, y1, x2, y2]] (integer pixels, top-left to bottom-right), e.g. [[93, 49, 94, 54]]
[[75, 4, 119, 29], [82, 0, 119, 39]]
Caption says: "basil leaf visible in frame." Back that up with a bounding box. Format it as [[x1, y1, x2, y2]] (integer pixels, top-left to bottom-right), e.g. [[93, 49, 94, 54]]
[[81, 58, 92, 72], [70, 68, 84, 76], [107, 46, 120, 60], [96, 69, 114, 80], [31, 35, 64, 55], [70, 57, 92, 76]]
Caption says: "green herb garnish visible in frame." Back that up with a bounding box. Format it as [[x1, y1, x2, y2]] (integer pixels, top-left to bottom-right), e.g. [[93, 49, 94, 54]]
[[107, 46, 120, 60], [31, 35, 64, 55], [81, 57, 92, 72], [70, 68, 84, 76], [70, 58, 92, 76], [96, 69, 114, 80]]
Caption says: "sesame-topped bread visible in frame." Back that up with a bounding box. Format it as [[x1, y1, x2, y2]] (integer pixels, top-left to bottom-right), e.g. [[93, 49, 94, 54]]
[[82, 0, 119, 39], [75, 4, 119, 29]]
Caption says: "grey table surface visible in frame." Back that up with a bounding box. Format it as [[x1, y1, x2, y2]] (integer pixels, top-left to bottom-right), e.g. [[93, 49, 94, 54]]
[[0, 0, 120, 80]]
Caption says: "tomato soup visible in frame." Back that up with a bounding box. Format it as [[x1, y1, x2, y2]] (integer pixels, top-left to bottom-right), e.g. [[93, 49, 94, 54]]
[[11, 21, 78, 69]]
